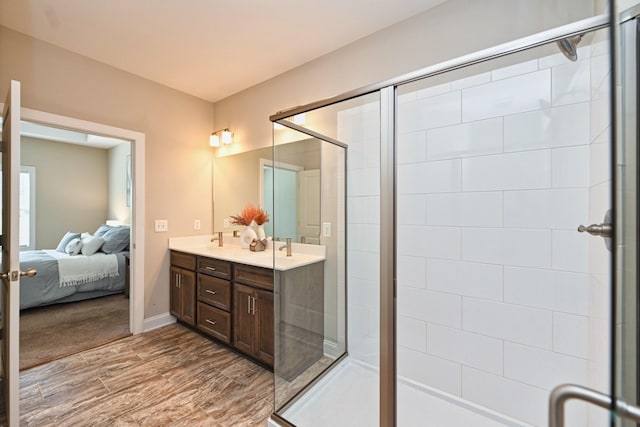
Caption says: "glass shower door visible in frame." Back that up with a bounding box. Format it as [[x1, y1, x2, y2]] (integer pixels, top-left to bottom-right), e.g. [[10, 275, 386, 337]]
[[395, 26, 613, 426], [271, 93, 381, 426]]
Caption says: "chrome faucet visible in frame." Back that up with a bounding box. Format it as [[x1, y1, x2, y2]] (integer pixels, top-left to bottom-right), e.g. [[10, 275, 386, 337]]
[[211, 231, 223, 247], [233, 230, 241, 238], [278, 237, 292, 257]]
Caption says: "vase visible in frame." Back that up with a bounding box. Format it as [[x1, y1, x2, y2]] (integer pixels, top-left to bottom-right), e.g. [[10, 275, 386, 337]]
[[256, 224, 266, 240], [239, 226, 257, 249]]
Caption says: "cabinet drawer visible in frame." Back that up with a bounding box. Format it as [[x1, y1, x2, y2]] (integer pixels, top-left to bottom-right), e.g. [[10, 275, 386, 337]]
[[198, 257, 231, 280], [235, 263, 273, 291], [170, 251, 196, 270], [197, 303, 231, 344], [198, 274, 231, 311]]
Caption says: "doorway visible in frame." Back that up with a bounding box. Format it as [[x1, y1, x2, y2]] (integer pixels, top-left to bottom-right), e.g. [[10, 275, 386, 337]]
[[18, 107, 146, 336]]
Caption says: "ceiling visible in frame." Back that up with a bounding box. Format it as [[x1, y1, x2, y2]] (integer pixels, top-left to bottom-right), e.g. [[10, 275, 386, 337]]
[[0, 0, 446, 103]]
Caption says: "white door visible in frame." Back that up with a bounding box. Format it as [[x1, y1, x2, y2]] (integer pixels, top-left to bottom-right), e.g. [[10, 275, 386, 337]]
[[297, 169, 320, 244], [1, 80, 24, 426]]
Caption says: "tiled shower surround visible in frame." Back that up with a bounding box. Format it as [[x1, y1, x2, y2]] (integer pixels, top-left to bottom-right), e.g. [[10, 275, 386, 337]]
[[339, 40, 611, 426]]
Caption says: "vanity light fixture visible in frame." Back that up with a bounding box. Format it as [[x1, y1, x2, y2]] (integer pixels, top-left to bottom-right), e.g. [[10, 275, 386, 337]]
[[221, 129, 233, 144], [209, 128, 233, 147]]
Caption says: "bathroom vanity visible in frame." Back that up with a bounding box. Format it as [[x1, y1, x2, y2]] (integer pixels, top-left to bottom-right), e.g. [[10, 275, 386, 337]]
[[169, 236, 326, 370]]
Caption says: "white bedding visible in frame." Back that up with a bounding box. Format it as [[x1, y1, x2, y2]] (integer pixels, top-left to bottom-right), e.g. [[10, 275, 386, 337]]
[[44, 250, 119, 287]]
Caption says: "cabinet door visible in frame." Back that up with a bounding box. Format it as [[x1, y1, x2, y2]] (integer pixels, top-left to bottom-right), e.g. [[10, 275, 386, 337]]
[[170, 266, 181, 319], [233, 283, 255, 356], [254, 288, 274, 366], [180, 269, 196, 326]]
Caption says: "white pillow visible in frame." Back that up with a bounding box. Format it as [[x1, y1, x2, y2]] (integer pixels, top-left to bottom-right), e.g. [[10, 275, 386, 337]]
[[65, 238, 83, 256], [56, 231, 80, 252], [80, 236, 104, 255]]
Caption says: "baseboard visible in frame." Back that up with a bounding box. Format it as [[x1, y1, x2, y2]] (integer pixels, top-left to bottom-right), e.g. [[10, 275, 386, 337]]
[[143, 312, 176, 332], [323, 339, 342, 359]]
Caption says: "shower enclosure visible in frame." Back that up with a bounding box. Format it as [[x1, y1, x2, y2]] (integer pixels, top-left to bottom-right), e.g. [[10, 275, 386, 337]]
[[269, 2, 639, 426]]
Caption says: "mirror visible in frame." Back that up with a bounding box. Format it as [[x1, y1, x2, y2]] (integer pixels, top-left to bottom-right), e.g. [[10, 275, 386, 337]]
[[213, 138, 321, 244]]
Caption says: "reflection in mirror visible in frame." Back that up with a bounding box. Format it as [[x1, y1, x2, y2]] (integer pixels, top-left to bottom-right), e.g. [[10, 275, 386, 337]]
[[213, 146, 271, 234], [262, 139, 320, 243], [213, 138, 321, 245]]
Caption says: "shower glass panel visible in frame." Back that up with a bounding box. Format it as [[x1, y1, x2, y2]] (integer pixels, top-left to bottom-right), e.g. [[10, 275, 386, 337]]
[[395, 27, 613, 426], [272, 91, 381, 426]]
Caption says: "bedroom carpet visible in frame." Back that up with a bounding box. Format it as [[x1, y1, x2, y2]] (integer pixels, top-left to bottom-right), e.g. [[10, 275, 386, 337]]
[[19, 293, 130, 371]]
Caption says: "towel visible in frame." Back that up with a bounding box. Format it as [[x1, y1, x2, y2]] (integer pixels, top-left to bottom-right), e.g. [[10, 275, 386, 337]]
[[45, 250, 119, 287]]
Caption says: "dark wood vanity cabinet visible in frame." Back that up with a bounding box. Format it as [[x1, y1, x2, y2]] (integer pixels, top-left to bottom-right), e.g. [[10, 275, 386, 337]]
[[234, 283, 274, 366], [169, 252, 197, 326], [233, 264, 274, 367], [170, 250, 275, 368], [196, 257, 232, 344]]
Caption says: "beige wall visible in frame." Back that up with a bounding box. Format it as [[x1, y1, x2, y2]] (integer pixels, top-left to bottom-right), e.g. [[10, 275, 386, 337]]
[[108, 142, 132, 225], [21, 137, 108, 249], [212, 0, 595, 152], [0, 26, 214, 319]]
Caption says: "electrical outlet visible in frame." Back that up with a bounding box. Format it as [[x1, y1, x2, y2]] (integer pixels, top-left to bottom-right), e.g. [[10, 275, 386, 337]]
[[154, 219, 168, 232], [194, 219, 201, 230], [322, 222, 331, 237], [223, 218, 230, 228]]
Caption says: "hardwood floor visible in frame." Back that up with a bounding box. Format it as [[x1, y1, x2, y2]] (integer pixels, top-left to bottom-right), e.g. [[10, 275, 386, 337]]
[[18, 323, 274, 426]]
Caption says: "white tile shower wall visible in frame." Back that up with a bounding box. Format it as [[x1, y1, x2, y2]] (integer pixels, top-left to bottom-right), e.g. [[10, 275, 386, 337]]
[[396, 46, 608, 426], [340, 103, 381, 367]]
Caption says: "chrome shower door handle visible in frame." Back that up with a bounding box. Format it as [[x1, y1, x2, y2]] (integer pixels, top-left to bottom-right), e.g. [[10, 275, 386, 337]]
[[577, 209, 612, 251], [549, 384, 640, 427]]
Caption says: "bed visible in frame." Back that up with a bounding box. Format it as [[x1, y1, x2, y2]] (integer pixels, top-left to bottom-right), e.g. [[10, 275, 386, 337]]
[[19, 224, 130, 310]]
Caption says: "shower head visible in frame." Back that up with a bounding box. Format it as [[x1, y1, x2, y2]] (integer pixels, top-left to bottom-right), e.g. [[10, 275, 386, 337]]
[[556, 34, 583, 62]]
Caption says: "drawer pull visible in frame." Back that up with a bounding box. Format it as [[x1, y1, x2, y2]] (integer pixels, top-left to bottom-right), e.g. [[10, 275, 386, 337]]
[[204, 266, 217, 272], [205, 319, 217, 326], [205, 290, 217, 295]]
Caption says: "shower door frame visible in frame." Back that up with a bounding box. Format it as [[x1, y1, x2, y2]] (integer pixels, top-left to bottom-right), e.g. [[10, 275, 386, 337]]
[[269, 5, 637, 425]]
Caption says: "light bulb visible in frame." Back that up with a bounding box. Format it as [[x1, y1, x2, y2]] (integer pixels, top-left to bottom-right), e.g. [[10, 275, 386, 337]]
[[222, 129, 233, 144], [210, 133, 220, 147]]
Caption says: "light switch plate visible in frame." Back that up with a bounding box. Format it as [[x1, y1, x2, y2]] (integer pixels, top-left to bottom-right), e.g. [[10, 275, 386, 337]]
[[223, 218, 230, 228], [322, 222, 331, 237], [155, 219, 168, 232], [194, 219, 201, 230]]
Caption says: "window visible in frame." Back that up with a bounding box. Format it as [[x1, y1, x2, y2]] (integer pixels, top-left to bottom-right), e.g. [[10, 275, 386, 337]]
[[19, 166, 36, 249], [0, 166, 36, 250]]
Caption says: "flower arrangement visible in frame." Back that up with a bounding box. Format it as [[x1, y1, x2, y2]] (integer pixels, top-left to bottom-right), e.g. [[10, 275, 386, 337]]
[[230, 203, 269, 226]]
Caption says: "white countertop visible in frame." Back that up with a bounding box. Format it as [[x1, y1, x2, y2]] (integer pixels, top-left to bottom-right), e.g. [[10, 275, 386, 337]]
[[168, 235, 326, 271]]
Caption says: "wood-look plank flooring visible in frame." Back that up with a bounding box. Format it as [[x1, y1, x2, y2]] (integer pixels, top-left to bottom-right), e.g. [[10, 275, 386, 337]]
[[18, 323, 274, 426]]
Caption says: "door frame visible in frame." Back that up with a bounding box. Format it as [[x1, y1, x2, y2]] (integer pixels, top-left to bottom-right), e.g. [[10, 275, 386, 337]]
[[14, 106, 146, 334]]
